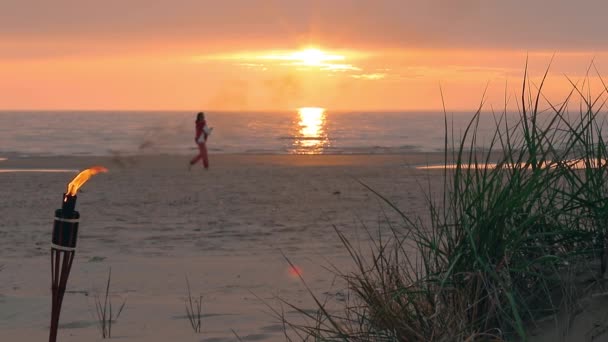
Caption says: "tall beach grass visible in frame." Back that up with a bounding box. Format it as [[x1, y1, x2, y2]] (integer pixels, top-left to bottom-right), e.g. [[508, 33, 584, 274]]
[[287, 63, 608, 341]]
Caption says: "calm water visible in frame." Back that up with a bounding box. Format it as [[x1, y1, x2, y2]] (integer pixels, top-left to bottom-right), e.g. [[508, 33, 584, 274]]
[[0, 110, 515, 156]]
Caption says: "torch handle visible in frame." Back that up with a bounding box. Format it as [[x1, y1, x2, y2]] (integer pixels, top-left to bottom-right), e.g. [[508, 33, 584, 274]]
[[49, 206, 79, 342]]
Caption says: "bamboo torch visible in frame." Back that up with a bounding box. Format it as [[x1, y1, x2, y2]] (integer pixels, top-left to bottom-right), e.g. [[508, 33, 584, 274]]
[[49, 166, 107, 342]]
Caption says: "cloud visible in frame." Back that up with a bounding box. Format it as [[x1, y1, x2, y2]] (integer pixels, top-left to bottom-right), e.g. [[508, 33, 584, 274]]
[[351, 73, 387, 80], [2, 0, 608, 52]]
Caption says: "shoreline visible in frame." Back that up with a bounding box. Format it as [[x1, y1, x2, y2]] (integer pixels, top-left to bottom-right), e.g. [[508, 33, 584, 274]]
[[0, 152, 450, 169]]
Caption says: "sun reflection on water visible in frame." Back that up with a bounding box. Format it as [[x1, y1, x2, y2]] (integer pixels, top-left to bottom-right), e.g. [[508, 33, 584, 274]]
[[293, 107, 329, 154]]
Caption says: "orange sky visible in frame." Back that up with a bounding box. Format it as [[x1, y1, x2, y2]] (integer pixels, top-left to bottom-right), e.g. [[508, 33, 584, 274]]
[[1, 0, 608, 111]]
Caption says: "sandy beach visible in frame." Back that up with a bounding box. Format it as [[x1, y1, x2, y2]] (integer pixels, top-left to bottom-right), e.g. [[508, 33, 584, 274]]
[[0, 153, 446, 341]]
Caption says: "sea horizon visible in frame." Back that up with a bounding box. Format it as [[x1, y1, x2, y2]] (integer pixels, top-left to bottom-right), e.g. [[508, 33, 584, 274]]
[[0, 109, 535, 157]]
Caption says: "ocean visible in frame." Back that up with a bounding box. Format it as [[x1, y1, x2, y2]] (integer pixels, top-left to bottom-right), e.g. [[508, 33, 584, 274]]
[[0, 110, 516, 157]]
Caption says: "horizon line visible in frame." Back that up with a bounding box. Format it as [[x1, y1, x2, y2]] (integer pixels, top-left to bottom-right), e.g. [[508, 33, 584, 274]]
[[0, 108, 502, 113]]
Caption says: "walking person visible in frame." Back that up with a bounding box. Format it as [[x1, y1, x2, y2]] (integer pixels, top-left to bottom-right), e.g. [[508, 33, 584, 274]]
[[189, 112, 212, 170]]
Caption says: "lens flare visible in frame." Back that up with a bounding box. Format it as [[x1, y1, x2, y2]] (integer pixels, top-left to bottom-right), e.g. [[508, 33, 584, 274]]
[[66, 166, 108, 197], [288, 265, 303, 278]]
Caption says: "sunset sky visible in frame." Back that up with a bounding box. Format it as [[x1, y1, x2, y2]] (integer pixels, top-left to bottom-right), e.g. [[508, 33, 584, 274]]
[[2, 0, 608, 111]]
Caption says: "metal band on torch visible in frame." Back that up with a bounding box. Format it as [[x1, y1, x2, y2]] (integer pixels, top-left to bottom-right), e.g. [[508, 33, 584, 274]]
[[52, 201, 80, 249], [54, 217, 80, 223], [50, 243, 76, 252]]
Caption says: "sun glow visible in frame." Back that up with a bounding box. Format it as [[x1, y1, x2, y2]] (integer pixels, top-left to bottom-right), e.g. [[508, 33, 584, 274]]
[[289, 48, 344, 66], [260, 48, 358, 71], [204, 47, 363, 72]]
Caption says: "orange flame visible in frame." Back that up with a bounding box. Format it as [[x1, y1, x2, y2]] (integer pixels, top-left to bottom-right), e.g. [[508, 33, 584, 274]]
[[65, 166, 108, 197]]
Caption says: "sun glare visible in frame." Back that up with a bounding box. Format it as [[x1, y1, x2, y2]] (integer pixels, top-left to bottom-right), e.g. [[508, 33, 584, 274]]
[[293, 107, 328, 153], [298, 107, 325, 136]]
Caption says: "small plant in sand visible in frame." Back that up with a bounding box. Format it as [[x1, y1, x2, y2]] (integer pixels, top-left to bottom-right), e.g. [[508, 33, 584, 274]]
[[94, 268, 127, 338], [184, 276, 203, 333]]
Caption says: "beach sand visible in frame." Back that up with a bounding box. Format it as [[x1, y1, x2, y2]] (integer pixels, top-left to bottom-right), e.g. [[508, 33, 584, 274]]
[[0, 153, 446, 341]]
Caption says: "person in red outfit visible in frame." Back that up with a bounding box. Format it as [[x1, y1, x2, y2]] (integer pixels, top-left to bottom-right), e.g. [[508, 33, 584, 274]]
[[189, 112, 212, 170]]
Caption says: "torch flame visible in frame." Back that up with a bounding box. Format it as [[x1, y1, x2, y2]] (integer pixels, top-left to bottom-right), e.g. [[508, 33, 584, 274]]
[[65, 166, 108, 197]]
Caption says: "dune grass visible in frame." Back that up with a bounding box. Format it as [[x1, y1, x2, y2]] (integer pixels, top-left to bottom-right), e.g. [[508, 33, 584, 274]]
[[184, 276, 203, 333], [285, 63, 608, 340], [94, 268, 127, 339]]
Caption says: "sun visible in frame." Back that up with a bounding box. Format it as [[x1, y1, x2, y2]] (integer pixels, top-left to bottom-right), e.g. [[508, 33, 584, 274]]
[[202, 47, 364, 72], [259, 48, 352, 70], [291, 48, 344, 66]]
